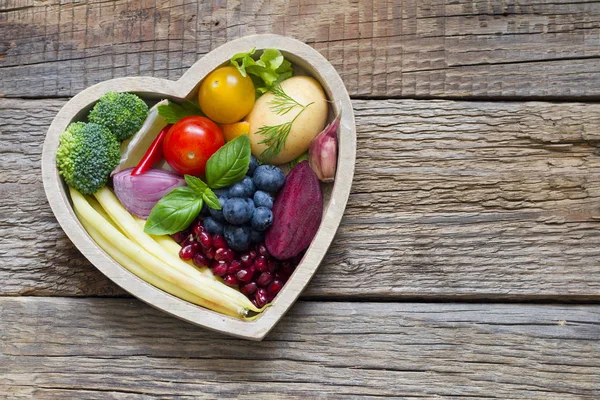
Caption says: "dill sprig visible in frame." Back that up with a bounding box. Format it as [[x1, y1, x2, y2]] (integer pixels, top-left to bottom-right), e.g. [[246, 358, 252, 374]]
[[268, 84, 304, 115], [257, 84, 314, 161]]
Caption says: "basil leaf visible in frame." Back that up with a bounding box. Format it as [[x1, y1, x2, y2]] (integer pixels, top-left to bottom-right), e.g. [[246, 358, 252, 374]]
[[202, 188, 221, 210], [158, 100, 204, 124], [205, 134, 251, 189], [184, 175, 208, 195], [144, 187, 203, 235]]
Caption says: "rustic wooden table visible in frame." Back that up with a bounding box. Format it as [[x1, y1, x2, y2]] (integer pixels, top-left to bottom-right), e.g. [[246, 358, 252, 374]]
[[2, 1, 600, 398]]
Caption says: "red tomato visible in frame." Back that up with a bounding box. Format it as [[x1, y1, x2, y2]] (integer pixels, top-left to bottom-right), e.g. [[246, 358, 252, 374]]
[[163, 116, 224, 176]]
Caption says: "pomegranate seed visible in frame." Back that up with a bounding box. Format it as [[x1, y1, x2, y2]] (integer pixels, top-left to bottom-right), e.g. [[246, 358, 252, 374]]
[[249, 250, 257, 260], [212, 234, 227, 250], [267, 260, 277, 273], [227, 260, 242, 275], [192, 223, 204, 238], [254, 256, 268, 272], [171, 231, 187, 244], [251, 298, 259, 308], [257, 272, 273, 287], [204, 247, 216, 260], [189, 242, 200, 255], [215, 248, 234, 263], [212, 261, 228, 277], [240, 253, 253, 267], [241, 282, 257, 296], [179, 244, 194, 261], [193, 252, 209, 268], [181, 235, 194, 248], [199, 231, 212, 248], [246, 265, 256, 279], [255, 288, 269, 308], [268, 279, 283, 296], [236, 268, 254, 283], [257, 243, 269, 257], [223, 274, 239, 287]]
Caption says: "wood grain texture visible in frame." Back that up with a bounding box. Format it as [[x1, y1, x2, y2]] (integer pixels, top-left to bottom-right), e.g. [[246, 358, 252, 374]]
[[1, 0, 600, 99], [2, 297, 599, 399], [2, 98, 599, 300]]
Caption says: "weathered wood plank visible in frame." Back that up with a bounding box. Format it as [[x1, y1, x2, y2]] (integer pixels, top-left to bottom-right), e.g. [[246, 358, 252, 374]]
[[1, 297, 599, 398], [1, 0, 600, 99], [1, 98, 599, 299]]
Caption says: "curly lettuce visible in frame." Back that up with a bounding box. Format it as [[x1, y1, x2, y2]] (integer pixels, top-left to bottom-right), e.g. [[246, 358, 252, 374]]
[[230, 48, 294, 96]]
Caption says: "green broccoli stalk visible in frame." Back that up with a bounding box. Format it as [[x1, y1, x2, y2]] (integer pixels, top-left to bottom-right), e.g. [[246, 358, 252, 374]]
[[88, 92, 149, 141], [56, 122, 121, 194]]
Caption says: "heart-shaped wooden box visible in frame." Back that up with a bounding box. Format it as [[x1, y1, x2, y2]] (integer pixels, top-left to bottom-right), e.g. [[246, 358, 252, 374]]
[[41, 34, 356, 340]]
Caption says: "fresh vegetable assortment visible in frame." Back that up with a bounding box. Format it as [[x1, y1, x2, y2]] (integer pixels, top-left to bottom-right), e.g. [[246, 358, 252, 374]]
[[56, 48, 340, 318]]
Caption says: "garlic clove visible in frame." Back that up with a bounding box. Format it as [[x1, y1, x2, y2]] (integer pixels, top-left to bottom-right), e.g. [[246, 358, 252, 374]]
[[308, 111, 341, 182]]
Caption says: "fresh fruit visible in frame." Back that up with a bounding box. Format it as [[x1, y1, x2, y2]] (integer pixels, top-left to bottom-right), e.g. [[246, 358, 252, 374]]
[[255, 288, 269, 308], [253, 165, 285, 193], [198, 66, 255, 124], [223, 198, 253, 225], [229, 176, 256, 198], [251, 207, 273, 232], [253, 191, 274, 209], [247, 156, 259, 176], [266, 161, 323, 260], [220, 121, 250, 142], [208, 196, 228, 222], [246, 198, 256, 218], [174, 220, 297, 304], [163, 116, 224, 175], [224, 224, 251, 251]]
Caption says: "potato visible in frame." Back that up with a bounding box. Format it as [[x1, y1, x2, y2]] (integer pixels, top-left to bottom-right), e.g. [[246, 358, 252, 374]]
[[246, 76, 328, 164]]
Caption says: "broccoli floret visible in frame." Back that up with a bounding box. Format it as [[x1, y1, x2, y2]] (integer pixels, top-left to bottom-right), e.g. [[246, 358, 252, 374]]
[[56, 122, 121, 194], [88, 92, 148, 141]]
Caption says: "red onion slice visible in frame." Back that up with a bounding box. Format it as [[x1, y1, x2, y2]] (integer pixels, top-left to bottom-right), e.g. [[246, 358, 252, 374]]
[[112, 168, 186, 219]]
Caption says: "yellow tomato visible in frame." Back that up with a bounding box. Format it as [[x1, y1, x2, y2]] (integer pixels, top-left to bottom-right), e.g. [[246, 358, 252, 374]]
[[198, 66, 255, 124]]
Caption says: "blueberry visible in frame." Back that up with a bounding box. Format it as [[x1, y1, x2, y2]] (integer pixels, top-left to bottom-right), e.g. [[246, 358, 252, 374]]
[[246, 198, 255, 218], [229, 176, 256, 198], [250, 228, 264, 244], [228, 182, 247, 198], [251, 207, 273, 232], [253, 190, 274, 209], [241, 176, 256, 196], [224, 224, 251, 251], [203, 217, 224, 235], [208, 196, 228, 222], [247, 156, 259, 176], [223, 197, 252, 225], [253, 165, 285, 193], [213, 188, 229, 198]]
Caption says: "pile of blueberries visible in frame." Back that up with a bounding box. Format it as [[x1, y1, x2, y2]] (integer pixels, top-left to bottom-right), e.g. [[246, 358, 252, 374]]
[[203, 156, 285, 251]]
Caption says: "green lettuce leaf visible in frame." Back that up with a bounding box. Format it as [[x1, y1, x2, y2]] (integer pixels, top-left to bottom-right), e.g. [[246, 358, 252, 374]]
[[230, 48, 293, 95]]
